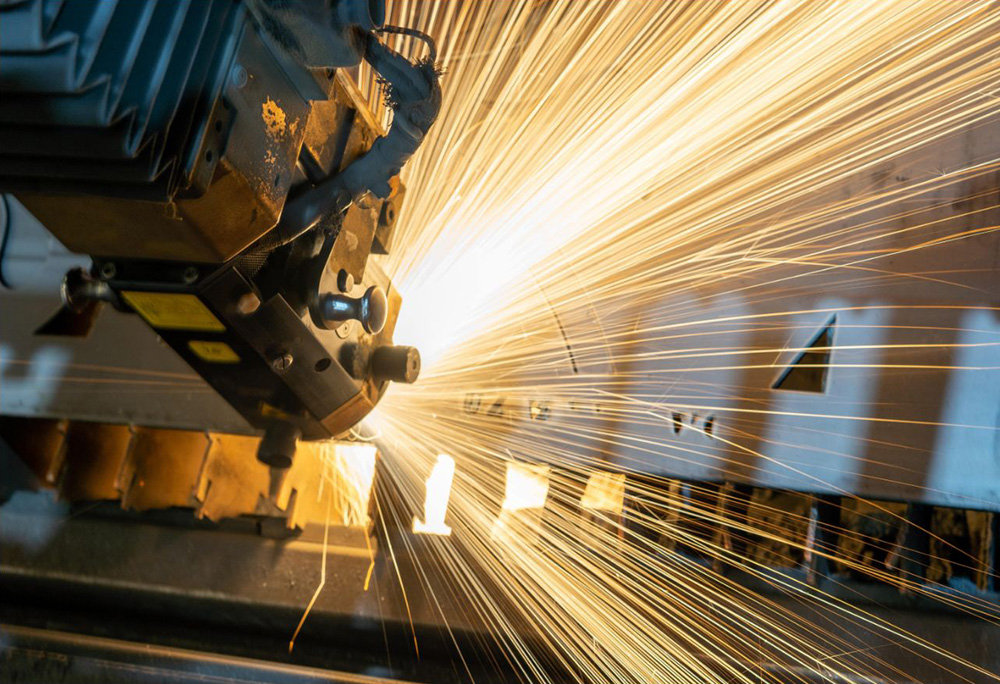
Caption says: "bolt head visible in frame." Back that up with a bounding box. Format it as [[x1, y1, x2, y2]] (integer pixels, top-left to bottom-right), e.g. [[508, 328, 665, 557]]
[[236, 292, 261, 316], [182, 266, 200, 284], [231, 64, 248, 89], [271, 352, 294, 372], [335, 321, 353, 339]]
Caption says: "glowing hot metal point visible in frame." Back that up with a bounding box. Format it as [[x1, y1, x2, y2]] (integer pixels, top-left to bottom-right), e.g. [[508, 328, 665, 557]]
[[412, 453, 456, 536]]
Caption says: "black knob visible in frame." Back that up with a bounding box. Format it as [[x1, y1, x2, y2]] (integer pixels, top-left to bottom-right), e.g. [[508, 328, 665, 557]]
[[371, 345, 421, 384], [320, 285, 387, 334], [257, 422, 301, 469]]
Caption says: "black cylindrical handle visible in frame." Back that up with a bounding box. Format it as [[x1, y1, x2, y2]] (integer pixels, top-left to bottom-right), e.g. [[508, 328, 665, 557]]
[[371, 345, 420, 384], [257, 422, 301, 469], [320, 285, 387, 334]]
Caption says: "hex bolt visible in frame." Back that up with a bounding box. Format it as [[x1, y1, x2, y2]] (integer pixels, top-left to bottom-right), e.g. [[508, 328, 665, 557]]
[[236, 292, 261, 316], [271, 352, 294, 372], [182, 266, 200, 284]]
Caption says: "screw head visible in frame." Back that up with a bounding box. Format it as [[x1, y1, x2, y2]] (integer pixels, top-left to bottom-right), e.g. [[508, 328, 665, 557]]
[[335, 321, 353, 339], [271, 352, 294, 372], [236, 292, 261, 316], [182, 266, 200, 284], [99, 262, 116, 280], [231, 64, 248, 89]]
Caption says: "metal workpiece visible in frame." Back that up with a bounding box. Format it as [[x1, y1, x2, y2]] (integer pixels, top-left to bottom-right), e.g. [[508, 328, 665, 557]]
[[371, 345, 421, 384], [0, 625, 419, 684], [320, 286, 388, 334]]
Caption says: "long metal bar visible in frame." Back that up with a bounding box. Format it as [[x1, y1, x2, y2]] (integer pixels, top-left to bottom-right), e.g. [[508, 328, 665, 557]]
[[0, 623, 417, 684]]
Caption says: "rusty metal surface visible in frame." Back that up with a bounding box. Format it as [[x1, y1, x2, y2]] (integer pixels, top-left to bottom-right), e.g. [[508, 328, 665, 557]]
[[0, 417, 66, 487], [0, 416, 375, 531], [60, 422, 132, 502], [13, 29, 381, 264], [197, 433, 271, 522], [120, 428, 211, 512], [14, 22, 308, 264]]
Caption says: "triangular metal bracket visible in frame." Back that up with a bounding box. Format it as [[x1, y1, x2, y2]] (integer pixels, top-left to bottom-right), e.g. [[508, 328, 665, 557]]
[[771, 316, 836, 393]]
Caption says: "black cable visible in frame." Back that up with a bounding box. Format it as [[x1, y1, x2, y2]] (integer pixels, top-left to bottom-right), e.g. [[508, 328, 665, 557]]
[[0, 194, 12, 289], [377, 25, 438, 62]]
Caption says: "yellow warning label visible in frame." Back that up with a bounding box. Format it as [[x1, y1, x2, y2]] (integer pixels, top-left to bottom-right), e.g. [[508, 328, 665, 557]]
[[188, 340, 240, 364], [121, 291, 225, 332]]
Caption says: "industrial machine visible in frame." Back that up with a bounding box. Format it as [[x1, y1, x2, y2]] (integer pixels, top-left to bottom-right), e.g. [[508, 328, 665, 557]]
[[0, 0, 434, 467], [1, 2, 998, 683]]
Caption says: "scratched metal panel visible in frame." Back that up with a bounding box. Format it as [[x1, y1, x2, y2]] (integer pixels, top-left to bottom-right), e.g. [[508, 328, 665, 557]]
[[445, 116, 1000, 510], [2, 116, 998, 508]]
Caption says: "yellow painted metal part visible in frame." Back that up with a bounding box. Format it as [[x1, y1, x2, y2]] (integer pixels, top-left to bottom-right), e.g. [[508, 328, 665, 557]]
[[0, 417, 375, 531], [187, 340, 241, 364]]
